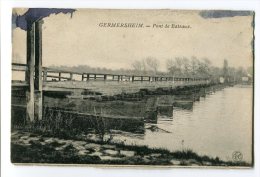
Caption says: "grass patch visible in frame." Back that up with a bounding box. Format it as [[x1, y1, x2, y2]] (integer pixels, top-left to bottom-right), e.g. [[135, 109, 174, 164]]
[[11, 132, 251, 166]]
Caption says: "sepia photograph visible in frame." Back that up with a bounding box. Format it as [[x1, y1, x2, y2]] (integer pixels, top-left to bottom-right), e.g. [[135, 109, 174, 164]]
[[11, 8, 254, 167]]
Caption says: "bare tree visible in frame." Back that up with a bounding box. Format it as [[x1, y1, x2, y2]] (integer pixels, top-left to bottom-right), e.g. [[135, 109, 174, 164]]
[[190, 56, 200, 75], [166, 58, 182, 76], [182, 57, 191, 76], [203, 58, 211, 75], [196, 58, 211, 77], [145, 57, 159, 75], [142, 59, 147, 74], [132, 60, 143, 74], [247, 66, 253, 76], [223, 59, 228, 76]]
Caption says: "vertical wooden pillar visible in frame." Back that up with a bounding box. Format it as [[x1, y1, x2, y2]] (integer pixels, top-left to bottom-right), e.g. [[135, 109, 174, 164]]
[[69, 73, 73, 80], [87, 74, 90, 81], [58, 72, 61, 81], [132, 76, 134, 82], [94, 74, 96, 80], [104, 74, 107, 81], [82, 74, 84, 81], [141, 76, 143, 82], [43, 70, 47, 81], [34, 20, 43, 121], [35, 21, 42, 91], [26, 22, 35, 122]]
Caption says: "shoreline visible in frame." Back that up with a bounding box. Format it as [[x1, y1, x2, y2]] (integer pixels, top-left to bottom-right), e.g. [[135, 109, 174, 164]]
[[11, 130, 250, 167]]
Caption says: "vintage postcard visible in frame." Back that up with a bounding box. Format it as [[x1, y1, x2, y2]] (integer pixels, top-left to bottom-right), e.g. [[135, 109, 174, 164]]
[[11, 8, 254, 167]]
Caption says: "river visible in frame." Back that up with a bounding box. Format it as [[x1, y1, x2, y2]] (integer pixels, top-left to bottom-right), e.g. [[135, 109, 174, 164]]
[[113, 86, 253, 163]]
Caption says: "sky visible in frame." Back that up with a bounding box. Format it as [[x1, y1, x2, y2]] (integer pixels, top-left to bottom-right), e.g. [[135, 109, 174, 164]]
[[12, 9, 254, 71]]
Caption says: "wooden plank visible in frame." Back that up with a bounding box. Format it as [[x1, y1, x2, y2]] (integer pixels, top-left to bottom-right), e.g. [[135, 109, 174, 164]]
[[12, 63, 28, 67], [12, 68, 27, 72], [47, 75, 71, 80], [46, 69, 82, 75]]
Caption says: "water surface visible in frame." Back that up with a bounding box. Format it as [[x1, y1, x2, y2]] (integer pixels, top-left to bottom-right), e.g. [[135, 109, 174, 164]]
[[113, 86, 253, 163]]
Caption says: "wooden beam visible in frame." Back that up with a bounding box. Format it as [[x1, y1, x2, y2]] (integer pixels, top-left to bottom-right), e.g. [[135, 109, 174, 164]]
[[25, 22, 35, 122], [35, 20, 42, 90], [34, 20, 43, 120]]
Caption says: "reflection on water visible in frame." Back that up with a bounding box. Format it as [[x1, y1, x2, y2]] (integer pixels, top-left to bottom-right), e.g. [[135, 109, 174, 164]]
[[112, 86, 253, 163]]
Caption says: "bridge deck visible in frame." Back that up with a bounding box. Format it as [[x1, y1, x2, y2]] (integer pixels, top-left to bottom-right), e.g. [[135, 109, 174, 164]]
[[12, 80, 209, 96]]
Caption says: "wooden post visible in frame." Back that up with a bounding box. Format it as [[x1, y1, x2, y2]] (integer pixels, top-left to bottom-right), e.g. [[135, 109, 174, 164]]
[[34, 20, 43, 121], [94, 74, 96, 80], [43, 70, 47, 81], [69, 73, 73, 80], [58, 72, 61, 81], [104, 74, 107, 81], [132, 76, 134, 82], [82, 74, 84, 81], [25, 22, 35, 122], [141, 76, 143, 82], [87, 74, 90, 81]]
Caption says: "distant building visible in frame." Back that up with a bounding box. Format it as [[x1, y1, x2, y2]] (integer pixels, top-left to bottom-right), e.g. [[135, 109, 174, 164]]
[[242, 77, 249, 82], [241, 74, 252, 84]]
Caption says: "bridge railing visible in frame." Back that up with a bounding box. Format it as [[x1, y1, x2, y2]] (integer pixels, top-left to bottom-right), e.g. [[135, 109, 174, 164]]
[[12, 63, 27, 82], [11, 63, 210, 84]]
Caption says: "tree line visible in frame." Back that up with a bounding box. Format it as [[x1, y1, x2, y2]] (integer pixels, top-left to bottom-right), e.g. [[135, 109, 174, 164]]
[[49, 56, 252, 82]]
